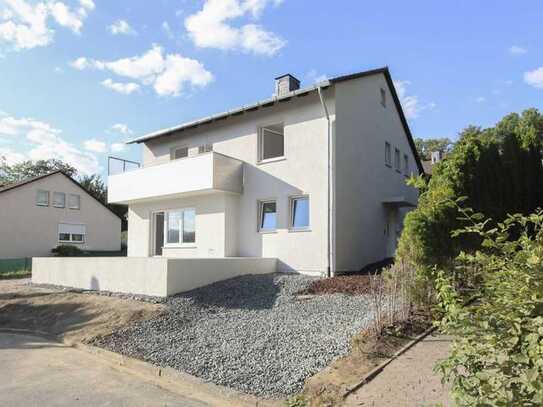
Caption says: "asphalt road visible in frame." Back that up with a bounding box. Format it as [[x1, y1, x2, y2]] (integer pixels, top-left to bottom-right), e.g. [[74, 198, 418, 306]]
[[0, 333, 208, 407]]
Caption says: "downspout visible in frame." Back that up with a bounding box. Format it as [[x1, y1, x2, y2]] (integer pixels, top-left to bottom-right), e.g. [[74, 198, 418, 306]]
[[318, 85, 334, 278]]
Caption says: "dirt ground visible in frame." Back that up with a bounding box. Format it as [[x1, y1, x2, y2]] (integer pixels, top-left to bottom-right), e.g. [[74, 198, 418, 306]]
[[0, 279, 164, 344]]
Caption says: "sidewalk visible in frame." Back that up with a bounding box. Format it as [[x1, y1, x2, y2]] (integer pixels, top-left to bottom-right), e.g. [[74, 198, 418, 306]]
[[344, 334, 453, 407]]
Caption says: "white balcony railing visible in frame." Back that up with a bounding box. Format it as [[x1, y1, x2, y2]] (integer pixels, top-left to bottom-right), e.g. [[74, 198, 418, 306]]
[[108, 152, 243, 204]]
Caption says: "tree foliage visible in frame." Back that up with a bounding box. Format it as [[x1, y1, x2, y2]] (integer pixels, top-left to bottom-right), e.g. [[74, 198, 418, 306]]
[[414, 137, 454, 160], [397, 109, 543, 281], [0, 158, 77, 187], [435, 209, 543, 406], [79, 174, 107, 203]]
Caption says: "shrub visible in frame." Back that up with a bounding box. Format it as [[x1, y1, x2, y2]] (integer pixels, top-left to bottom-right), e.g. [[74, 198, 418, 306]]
[[435, 209, 543, 406], [52, 245, 83, 257]]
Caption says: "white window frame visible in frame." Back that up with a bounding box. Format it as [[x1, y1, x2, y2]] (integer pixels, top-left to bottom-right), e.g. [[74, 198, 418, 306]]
[[258, 199, 277, 233], [385, 142, 392, 167], [198, 144, 213, 154], [58, 223, 86, 244], [163, 208, 196, 247], [394, 148, 401, 172], [403, 154, 409, 176], [289, 195, 310, 231], [170, 145, 189, 161], [258, 124, 285, 163], [68, 194, 80, 210], [53, 192, 66, 208], [36, 190, 49, 207]]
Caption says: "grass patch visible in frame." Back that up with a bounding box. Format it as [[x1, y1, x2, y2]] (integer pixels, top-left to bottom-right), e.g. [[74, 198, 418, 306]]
[[0, 270, 31, 280]]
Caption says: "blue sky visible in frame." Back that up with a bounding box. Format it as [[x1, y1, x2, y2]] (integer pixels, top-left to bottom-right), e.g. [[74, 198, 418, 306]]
[[1, 0, 542, 176]]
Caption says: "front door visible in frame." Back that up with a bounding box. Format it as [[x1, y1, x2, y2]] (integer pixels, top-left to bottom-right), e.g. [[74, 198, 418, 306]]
[[154, 212, 164, 256]]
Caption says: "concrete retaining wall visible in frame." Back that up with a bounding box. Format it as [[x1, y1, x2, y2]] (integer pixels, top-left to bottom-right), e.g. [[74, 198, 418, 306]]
[[32, 257, 277, 297]]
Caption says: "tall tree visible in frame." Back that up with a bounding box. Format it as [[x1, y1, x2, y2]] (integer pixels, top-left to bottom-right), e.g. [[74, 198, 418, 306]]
[[0, 158, 77, 187], [79, 174, 107, 203], [414, 137, 454, 160]]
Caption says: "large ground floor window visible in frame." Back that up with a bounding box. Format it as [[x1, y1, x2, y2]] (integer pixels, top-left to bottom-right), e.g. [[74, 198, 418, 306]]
[[162, 208, 196, 247], [58, 223, 86, 244]]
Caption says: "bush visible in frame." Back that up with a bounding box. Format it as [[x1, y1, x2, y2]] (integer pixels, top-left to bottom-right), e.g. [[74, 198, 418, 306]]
[[51, 245, 83, 257], [435, 209, 543, 406]]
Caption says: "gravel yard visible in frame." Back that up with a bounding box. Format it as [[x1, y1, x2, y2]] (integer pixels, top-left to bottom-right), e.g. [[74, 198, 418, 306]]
[[92, 273, 374, 398]]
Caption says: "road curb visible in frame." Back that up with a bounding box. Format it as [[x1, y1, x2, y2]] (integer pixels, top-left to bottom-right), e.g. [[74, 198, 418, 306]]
[[0, 328, 281, 407], [342, 325, 437, 399]]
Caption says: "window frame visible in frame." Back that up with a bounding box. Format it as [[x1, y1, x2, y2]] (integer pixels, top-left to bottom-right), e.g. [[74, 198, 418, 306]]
[[385, 142, 392, 167], [58, 223, 86, 244], [289, 195, 310, 232], [163, 208, 196, 247], [68, 194, 81, 210], [403, 154, 409, 176], [258, 124, 285, 163], [258, 199, 277, 233], [53, 192, 66, 208], [394, 147, 401, 172], [380, 87, 387, 108], [198, 144, 213, 154], [170, 145, 189, 161], [36, 190, 49, 207]]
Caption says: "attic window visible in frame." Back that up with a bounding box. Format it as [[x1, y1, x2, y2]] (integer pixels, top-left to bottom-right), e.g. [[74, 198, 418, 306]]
[[171, 146, 188, 160], [258, 124, 284, 162], [380, 88, 386, 108], [198, 144, 213, 154]]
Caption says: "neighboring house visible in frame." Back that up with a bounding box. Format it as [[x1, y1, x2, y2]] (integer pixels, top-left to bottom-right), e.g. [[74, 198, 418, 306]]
[[0, 171, 122, 259], [422, 151, 445, 175], [108, 67, 424, 276]]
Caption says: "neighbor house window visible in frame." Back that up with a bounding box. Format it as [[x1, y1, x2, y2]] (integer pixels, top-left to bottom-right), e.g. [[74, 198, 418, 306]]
[[394, 148, 401, 172], [258, 200, 277, 232], [58, 223, 86, 244], [403, 154, 409, 176], [198, 144, 213, 154], [36, 190, 49, 206], [380, 88, 386, 107], [165, 208, 196, 245], [290, 196, 310, 230], [259, 124, 284, 162], [171, 146, 189, 160], [385, 142, 392, 167], [68, 194, 80, 210], [53, 192, 66, 208]]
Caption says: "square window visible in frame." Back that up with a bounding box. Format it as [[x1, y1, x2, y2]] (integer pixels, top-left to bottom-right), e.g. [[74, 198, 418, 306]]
[[380, 88, 386, 107], [53, 192, 66, 208], [394, 148, 401, 172], [259, 124, 284, 162], [59, 233, 71, 242], [259, 201, 277, 232], [165, 209, 196, 245], [58, 223, 86, 244], [198, 144, 213, 154], [69, 194, 80, 210], [385, 142, 392, 167], [36, 190, 49, 206], [290, 196, 310, 230], [71, 234, 85, 243], [171, 146, 188, 160]]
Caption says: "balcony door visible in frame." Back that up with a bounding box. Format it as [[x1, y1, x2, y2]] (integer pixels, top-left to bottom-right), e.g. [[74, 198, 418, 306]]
[[153, 212, 164, 256]]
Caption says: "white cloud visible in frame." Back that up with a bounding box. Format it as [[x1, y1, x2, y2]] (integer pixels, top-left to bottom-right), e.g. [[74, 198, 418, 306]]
[[83, 138, 107, 153], [162, 21, 174, 39], [110, 142, 126, 153], [509, 45, 527, 55], [306, 69, 327, 83], [101, 78, 140, 95], [72, 45, 214, 97], [0, 0, 94, 50], [109, 123, 133, 136], [108, 19, 136, 36], [393, 80, 434, 120], [475, 96, 486, 103], [524, 67, 543, 90], [0, 111, 99, 174], [185, 0, 286, 56]]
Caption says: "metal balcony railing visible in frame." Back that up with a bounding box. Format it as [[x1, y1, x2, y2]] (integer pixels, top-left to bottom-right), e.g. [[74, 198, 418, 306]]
[[108, 156, 141, 176]]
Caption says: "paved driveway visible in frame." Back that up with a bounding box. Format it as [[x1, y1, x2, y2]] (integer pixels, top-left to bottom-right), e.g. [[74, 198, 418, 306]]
[[0, 333, 207, 407]]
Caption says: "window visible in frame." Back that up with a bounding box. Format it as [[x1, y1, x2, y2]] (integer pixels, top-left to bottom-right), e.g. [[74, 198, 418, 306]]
[[36, 190, 49, 206], [68, 194, 80, 210], [171, 146, 188, 160], [165, 208, 196, 245], [380, 88, 387, 107], [403, 154, 409, 176], [290, 196, 310, 230], [58, 223, 86, 244], [53, 192, 66, 208], [259, 124, 284, 162], [198, 144, 213, 154], [394, 148, 401, 172], [258, 200, 277, 232], [385, 142, 392, 167]]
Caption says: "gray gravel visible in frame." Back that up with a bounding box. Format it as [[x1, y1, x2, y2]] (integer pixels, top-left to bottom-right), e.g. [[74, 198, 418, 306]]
[[91, 273, 374, 398]]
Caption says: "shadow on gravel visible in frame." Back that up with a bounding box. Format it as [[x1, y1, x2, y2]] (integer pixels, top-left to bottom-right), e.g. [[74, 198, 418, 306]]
[[175, 273, 281, 310]]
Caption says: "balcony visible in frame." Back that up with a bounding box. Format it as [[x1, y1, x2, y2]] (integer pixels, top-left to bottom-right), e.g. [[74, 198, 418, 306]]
[[108, 152, 243, 204]]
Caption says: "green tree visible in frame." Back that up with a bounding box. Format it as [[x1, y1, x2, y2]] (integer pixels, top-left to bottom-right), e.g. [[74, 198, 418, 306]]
[[414, 137, 454, 160], [79, 174, 107, 203], [0, 158, 77, 187]]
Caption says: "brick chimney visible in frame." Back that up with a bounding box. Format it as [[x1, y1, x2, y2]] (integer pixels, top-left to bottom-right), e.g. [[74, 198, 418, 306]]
[[275, 74, 300, 97]]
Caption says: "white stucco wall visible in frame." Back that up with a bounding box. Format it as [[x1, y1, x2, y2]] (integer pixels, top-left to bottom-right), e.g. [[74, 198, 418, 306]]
[[0, 173, 122, 259], [132, 90, 335, 275], [334, 74, 419, 271]]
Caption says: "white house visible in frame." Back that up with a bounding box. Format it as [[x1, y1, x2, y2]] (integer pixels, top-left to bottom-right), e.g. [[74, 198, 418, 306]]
[[108, 67, 423, 277], [0, 171, 122, 259]]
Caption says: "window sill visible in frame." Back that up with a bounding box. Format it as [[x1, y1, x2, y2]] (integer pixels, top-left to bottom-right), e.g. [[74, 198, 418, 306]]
[[289, 228, 311, 233], [385, 163, 392, 168], [69, 207, 80, 210], [36, 204, 49, 207], [257, 156, 286, 165], [53, 205, 65, 209], [58, 241, 85, 245], [258, 230, 277, 234], [163, 245, 197, 249]]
